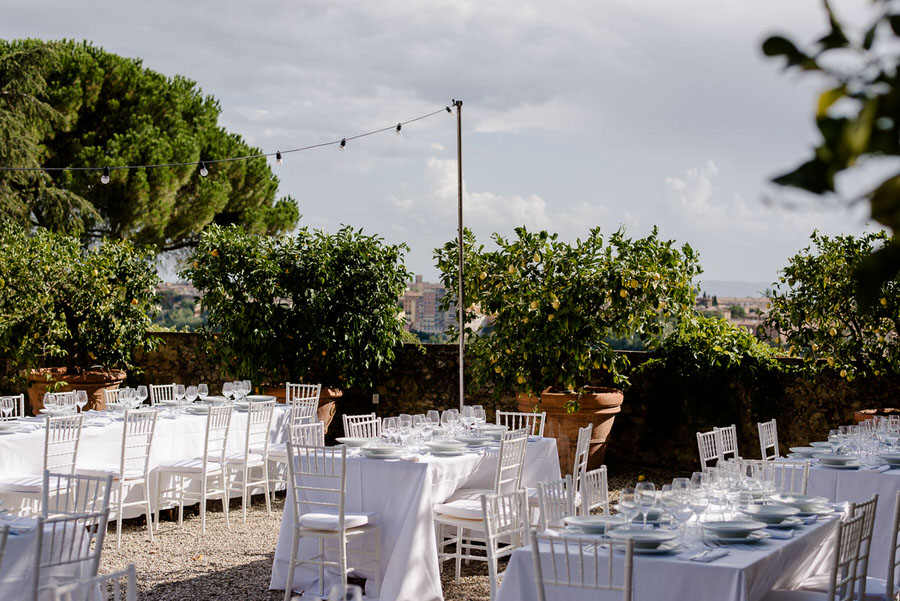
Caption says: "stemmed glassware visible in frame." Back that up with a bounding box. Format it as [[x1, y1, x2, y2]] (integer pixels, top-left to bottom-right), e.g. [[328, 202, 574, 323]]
[[426, 410, 440, 425], [186, 386, 199, 404], [635, 481, 657, 530], [136, 385, 148, 406], [75, 390, 88, 413], [382, 417, 400, 445], [619, 487, 640, 529], [1, 397, 14, 419], [197, 384, 209, 402], [223, 382, 234, 402], [175, 385, 186, 411], [241, 380, 252, 397]]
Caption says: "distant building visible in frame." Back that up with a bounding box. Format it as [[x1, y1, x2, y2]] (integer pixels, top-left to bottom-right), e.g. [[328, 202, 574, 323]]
[[400, 275, 452, 334]]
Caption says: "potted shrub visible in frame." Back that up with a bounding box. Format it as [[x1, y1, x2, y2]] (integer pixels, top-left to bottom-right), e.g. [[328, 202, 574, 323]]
[[436, 226, 700, 469], [0, 223, 160, 412], [182, 224, 411, 431]]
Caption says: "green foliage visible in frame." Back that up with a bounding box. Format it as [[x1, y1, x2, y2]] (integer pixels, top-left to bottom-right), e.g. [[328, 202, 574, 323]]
[[0, 39, 299, 251], [730, 305, 746, 319], [762, 1, 900, 304], [0, 223, 160, 372], [182, 225, 412, 388], [763, 231, 900, 380], [434, 226, 701, 402], [152, 293, 206, 331]]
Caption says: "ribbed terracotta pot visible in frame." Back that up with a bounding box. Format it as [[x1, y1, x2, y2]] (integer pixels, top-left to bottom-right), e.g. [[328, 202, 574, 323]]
[[262, 385, 341, 433], [24, 367, 127, 413], [854, 408, 900, 423], [518, 386, 623, 473]]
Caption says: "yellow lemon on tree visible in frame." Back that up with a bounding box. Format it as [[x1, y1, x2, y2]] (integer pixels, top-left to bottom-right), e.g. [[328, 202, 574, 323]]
[[551, 299, 560, 310], [630, 279, 639, 288], [829, 327, 837, 336], [548, 314, 555, 321], [507, 264, 515, 274], [533, 253, 541, 263], [131, 298, 138, 305], [210, 249, 218, 257], [827, 357, 835, 367], [840, 369, 847, 378], [479, 271, 487, 280], [881, 297, 887, 306], [530, 300, 538, 310], [810, 343, 818, 351], [517, 375, 525, 384], [619, 289, 628, 298]]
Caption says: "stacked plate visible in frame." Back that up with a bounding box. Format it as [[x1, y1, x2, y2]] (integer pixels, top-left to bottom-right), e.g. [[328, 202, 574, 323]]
[[808, 441, 832, 449], [360, 446, 406, 459], [741, 504, 801, 529], [455, 435, 491, 448], [563, 515, 626, 535], [770, 494, 831, 513], [480, 425, 508, 440], [630, 508, 664, 526], [606, 529, 680, 554], [426, 440, 468, 456], [702, 520, 770, 544], [788, 447, 820, 459], [186, 404, 210, 414], [104, 403, 127, 412], [336, 437, 378, 448], [877, 453, 900, 468], [246, 395, 276, 403], [813, 453, 860, 470]]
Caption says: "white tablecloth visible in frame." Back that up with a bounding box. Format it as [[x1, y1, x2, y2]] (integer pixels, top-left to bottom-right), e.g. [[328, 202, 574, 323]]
[[496, 517, 839, 601], [269, 437, 560, 601], [0, 406, 291, 518], [806, 465, 900, 580]]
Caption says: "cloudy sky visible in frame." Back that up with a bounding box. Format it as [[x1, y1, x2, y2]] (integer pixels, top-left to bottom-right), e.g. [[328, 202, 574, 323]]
[[3, 0, 880, 289]]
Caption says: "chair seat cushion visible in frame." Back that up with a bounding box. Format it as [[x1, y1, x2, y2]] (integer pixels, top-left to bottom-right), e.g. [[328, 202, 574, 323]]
[[0, 475, 45, 493], [761, 590, 829, 601], [76, 466, 144, 480], [298, 512, 377, 531], [157, 459, 221, 473], [257, 443, 285, 458], [224, 452, 264, 465], [434, 495, 486, 521]]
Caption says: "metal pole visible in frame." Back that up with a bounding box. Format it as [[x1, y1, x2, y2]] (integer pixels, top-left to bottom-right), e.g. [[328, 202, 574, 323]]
[[455, 99, 464, 412]]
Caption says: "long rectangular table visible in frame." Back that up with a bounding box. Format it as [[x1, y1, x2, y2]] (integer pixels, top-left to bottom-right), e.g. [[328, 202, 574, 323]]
[[0, 405, 291, 518], [269, 437, 561, 601], [496, 516, 840, 601]]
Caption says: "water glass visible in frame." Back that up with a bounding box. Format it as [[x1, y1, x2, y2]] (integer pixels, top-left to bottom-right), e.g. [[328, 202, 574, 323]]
[[175, 384, 186, 403], [75, 390, 88, 412], [242, 380, 252, 397], [619, 488, 640, 528], [426, 410, 440, 424], [197, 384, 209, 401], [136, 385, 148, 405], [635, 481, 657, 529], [223, 382, 234, 400], [186, 386, 199, 403]]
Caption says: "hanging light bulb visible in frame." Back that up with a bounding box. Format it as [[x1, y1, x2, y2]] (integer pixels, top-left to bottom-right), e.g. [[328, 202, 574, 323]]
[[199, 161, 209, 177], [396, 123, 402, 135], [339, 138, 346, 151], [100, 166, 110, 185], [276, 151, 283, 165]]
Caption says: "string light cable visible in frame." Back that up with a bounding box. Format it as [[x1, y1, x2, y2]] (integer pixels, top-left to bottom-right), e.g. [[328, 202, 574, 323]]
[[0, 105, 457, 182]]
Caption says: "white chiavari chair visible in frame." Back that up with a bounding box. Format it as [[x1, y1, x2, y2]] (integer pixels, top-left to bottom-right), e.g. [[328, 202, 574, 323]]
[[758, 418, 780, 460], [155, 405, 232, 535], [291, 421, 326, 447], [482, 490, 531, 601], [537, 475, 575, 530], [226, 400, 275, 523], [148, 383, 176, 406], [434, 429, 529, 585], [76, 409, 157, 547], [532, 531, 634, 601], [50, 564, 137, 601], [716, 424, 740, 460], [283, 443, 381, 601], [42, 471, 112, 518], [746, 459, 810, 495], [263, 420, 326, 500], [496, 411, 546, 437], [103, 388, 124, 405], [866, 490, 900, 601], [763, 512, 865, 601], [342, 413, 382, 439], [0, 524, 8, 573], [0, 414, 84, 511], [697, 428, 721, 471], [572, 424, 592, 513], [286, 383, 321, 423], [0, 394, 25, 420], [46, 392, 76, 408], [32, 509, 110, 601], [581, 466, 611, 515]]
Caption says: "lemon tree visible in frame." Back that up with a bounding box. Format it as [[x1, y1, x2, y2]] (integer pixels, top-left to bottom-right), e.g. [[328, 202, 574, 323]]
[[435, 226, 700, 402], [0, 223, 159, 373], [764, 230, 900, 379]]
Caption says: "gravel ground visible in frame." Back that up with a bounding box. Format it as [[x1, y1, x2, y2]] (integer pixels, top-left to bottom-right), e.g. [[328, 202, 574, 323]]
[[100, 466, 686, 600]]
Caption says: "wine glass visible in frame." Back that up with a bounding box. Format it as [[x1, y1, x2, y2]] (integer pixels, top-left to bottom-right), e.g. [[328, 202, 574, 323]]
[[75, 390, 88, 413], [635, 481, 657, 530], [426, 410, 440, 424], [136, 385, 148, 405], [241, 380, 252, 397], [382, 417, 400, 445], [197, 384, 209, 401], [474, 408, 486, 432], [618, 487, 640, 528], [1, 397, 15, 419], [175, 384, 186, 403], [461, 406, 476, 429], [186, 386, 198, 404], [223, 382, 234, 401], [690, 489, 710, 527]]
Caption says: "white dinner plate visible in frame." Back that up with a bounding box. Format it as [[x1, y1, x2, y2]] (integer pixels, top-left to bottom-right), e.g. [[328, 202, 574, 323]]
[[818, 462, 860, 470], [607, 528, 678, 548], [741, 504, 799, 524], [616, 540, 682, 555], [813, 453, 857, 466], [336, 437, 377, 448], [808, 441, 832, 448], [711, 530, 771, 544], [789, 447, 820, 458], [771, 494, 830, 512], [702, 520, 767, 538], [564, 515, 627, 535], [187, 405, 210, 414], [246, 395, 275, 402], [430, 450, 466, 457], [528, 435, 542, 442]]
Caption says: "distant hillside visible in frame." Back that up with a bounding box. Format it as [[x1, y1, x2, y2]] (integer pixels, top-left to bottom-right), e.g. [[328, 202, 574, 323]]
[[695, 280, 771, 298]]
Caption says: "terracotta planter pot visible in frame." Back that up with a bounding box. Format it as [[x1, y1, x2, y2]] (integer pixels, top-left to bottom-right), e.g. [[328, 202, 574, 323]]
[[24, 367, 127, 413], [518, 386, 623, 473], [262, 385, 341, 433], [854, 408, 900, 423]]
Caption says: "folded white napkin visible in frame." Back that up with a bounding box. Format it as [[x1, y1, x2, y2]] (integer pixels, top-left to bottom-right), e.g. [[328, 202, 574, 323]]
[[765, 528, 794, 540], [677, 548, 729, 562], [864, 465, 891, 473], [801, 515, 818, 525]]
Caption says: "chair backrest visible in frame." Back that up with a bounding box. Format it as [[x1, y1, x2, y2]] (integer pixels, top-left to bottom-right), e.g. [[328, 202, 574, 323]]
[[580, 466, 610, 515], [244, 401, 275, 460], [745, 459, 809, 495], [538, 475, 575, 530], [103, 388, 123, 405], [715, 424, 740, 461], [887, 490, 900, 598], [44, 414, 84, 475], [758, 419, 779, 460], [532, 531, 634, 601], [290, 421, 326, 447], [0, 524, 8, 574], [288, 400, 319, 427], [821, 512, 866, 601], [848, 494, 878, 600], [342, 413, 382, 438], [47, 392, 76, 407], [286, 443, 347, 526], [495, 428, 528, 494], [496, 411, 546, 437], [50, 563, 137, 601], [203, 406, 233, 467], [42, 471, 113, 517], [571, 424, 592, 498], [33, 510, 110, 601], [0, 394, 25, 420], [696, 429, 721, 471], [286, 383, 321, 405], [482, 489, 531, 601], [148, 383, 176, 406], [120, 409, 158, 477]]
